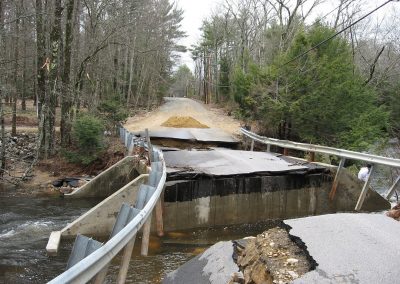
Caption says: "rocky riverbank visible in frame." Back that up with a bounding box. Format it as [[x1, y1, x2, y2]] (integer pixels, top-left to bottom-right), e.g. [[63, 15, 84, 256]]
[[0, 132, 125, 195], [0, 132, 37, 184]]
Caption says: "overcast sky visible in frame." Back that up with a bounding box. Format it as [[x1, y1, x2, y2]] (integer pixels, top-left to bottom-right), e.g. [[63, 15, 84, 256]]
[[176, 0, 221, 69], [175, 0, 398, 71]]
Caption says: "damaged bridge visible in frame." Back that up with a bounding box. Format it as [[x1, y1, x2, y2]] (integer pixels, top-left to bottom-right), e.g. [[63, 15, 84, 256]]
[[161, 148, 388, 231]]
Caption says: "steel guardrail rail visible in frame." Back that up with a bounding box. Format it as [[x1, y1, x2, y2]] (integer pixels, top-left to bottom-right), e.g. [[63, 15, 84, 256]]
[[241, 128, 400, 168], [48, 130, 166, 284]]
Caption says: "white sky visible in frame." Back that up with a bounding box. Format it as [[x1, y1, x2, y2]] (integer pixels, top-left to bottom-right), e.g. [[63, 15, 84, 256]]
[[176, 0, 221, 69], [175, 0, 399, 71]]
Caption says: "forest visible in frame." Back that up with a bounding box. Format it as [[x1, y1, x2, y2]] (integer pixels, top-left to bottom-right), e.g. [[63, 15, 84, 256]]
[[185, 0, 400, 151], [0, 0, 185, 179], [1, 0, 400, 182]]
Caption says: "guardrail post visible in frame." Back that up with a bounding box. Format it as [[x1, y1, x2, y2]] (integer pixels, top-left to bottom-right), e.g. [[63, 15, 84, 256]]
[[145, 129, 153, 162], [308, 152, 315, 162], [329, 158, 346, 200], [93, 267, 108, 284], [116, 237, 137, 284], [283, 148, 288, 156], [155, 198, 164, 237], [141, 215, 152, 256], [250, 139, 254, 151], [266, 144, 271, 152], [385, 176, 400, 200], [355, 164, 375, 211]]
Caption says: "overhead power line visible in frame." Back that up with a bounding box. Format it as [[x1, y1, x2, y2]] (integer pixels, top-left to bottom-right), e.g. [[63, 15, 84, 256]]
[[283, 0, 396, 66]]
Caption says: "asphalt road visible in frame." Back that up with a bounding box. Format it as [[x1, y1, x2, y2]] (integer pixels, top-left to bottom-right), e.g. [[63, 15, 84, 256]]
[[286, 213, 400, 284]]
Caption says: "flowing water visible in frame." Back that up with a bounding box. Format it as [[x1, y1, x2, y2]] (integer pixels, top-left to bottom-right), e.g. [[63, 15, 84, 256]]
[[0, 188, 278, 284]]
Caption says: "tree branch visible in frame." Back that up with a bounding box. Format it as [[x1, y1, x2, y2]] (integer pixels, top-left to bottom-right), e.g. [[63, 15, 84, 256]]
[[364, 45, 385, 85]]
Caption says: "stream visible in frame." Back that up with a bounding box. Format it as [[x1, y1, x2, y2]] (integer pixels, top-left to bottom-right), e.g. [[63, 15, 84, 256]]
[[0, 188, 277, 283]]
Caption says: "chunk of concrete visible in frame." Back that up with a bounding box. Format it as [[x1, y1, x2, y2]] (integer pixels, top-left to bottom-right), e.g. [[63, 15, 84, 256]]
[[163, 241, 240, 284], [46, 231, 61, 256]]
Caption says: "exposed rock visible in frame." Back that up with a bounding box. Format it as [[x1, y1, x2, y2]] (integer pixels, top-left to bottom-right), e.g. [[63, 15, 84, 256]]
[[386, 203, 400, 220], [235, 227, 312, 284]]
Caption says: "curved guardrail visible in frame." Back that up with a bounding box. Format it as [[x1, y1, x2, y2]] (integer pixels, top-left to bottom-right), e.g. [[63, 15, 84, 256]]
[[241, 127, 400, 168], [48, 129, 166, 283]]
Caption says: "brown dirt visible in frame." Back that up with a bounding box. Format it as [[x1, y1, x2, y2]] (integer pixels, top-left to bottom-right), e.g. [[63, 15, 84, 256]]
[[161, 116, 209, 128], [124, 97, 242, 136], [18, 137, 125, 195], [4, 116, 38, 126], [233, 227, 313, 284], [387, 203, 400, 221]]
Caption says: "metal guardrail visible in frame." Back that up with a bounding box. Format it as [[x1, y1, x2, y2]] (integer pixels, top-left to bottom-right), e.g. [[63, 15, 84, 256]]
[[48, 128, 166, 283], [241, 127, 400, 208], [241, 128, 400, 168]]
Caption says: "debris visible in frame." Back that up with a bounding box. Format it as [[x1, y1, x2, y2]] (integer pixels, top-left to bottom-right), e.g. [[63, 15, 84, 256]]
[[386, 203, 400, 221], [235, 227, 312, 284], [161, 116, 209, 128]]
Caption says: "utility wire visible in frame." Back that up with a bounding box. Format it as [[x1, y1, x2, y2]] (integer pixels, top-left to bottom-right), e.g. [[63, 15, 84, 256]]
[[283, 0, 395, 66]]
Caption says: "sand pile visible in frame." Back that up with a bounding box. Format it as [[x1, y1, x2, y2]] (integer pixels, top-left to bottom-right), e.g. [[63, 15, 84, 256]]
[[161, 116, 209, 128]]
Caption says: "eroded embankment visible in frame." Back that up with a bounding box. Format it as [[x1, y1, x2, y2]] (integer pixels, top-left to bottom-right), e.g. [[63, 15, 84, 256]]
[[232, 225, 316, 284]]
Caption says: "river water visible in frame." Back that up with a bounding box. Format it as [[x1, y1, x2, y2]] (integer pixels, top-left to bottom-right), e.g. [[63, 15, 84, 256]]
[[0, 188, 278, 283]]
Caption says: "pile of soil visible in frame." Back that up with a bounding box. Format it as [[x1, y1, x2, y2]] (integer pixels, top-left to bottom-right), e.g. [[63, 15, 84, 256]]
[[233, 227, 314, 284], [161, 116, 209, 128], [387, 203, 400, 220]]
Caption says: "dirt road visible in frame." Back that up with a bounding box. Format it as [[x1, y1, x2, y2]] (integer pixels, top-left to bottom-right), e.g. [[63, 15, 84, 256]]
[[124, 97, 242, 136]]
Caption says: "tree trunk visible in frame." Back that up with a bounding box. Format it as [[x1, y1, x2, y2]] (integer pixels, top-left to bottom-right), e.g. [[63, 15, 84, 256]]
[[12, 1, 21, 137], [0, 0, 5, 175], [35, 0, 47, 158], [61, 0, 75, 146], [21, 0, 26, 111], [47, 0, 63, 156]]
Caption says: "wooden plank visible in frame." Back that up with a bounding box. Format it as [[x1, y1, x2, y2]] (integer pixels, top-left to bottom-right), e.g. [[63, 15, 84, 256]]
[[385, 176, 400, 200], [116, 236, 137, 284], [141, 214, 152, 256], [329, 158, 346, 200], [155, 198, 164, 237], [145, 128, 153, 162], [355, 165, 375, 211]]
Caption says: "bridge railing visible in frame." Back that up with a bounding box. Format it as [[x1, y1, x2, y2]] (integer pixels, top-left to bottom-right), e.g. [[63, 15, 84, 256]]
[[48, 128, 166, 284], [241, 128, 400, 209]]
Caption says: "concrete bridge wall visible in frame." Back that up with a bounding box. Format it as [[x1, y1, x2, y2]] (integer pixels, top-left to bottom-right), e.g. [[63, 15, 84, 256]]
[[65, 156, 147, 198], [160, 168, 389, 231], [56, 155, 390, 236], [61, 174, 148, 238]]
